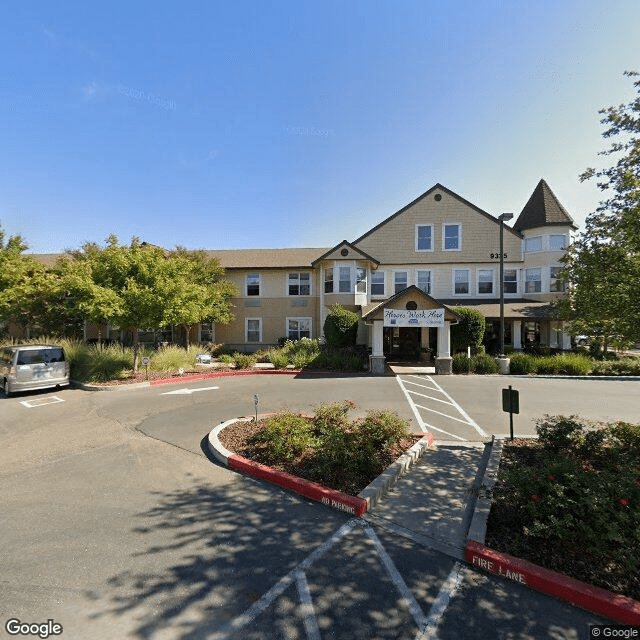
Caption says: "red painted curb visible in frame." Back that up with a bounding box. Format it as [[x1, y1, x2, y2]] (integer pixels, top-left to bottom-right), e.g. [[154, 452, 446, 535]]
[[150, 369, 302, 386], [465, 540, 640, 625], [228, 454, 368, 517]]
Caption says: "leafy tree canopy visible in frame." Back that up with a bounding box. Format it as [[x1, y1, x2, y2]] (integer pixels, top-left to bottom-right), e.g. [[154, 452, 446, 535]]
[[560, 71, 640, 344]]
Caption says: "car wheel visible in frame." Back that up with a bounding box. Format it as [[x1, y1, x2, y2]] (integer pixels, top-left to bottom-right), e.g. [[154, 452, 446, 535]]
[[3, 379, 11, 397]]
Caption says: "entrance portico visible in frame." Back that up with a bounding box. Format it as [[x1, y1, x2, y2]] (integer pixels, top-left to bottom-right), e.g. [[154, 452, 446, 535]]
[[362, 286, 459, 375]]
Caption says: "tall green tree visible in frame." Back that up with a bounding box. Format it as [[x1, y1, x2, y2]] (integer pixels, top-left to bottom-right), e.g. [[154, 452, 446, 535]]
[[60, 236, 169, 371], [159, 248, 236, 351], [560, 71, 640, 345]]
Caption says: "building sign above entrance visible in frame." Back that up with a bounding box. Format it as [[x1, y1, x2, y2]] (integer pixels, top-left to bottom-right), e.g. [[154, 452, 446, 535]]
[[384, 308, 445, 327]]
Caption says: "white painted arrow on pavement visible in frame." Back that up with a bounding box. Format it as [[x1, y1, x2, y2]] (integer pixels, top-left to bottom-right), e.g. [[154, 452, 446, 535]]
[[161, 386, 219, 395]]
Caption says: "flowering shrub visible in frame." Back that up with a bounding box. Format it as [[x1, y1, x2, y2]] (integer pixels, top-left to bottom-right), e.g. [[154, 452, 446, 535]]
[[497, 416, 640, 570]]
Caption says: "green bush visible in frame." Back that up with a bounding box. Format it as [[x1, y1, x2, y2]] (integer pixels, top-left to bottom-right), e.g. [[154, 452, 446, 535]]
[[218, 353, 234, 365], [471, 353, 499, 374], [554, 354, 592, 376], [509, 353, 537, 375], [151, 345, 196, 372], [591, 357, 640, 376], [451, 307, 485, 353], [501, 416, 640, 569], [268, 350, 289, 369], [452, 352, 473, 373], [232, 352, 256, 370], [323, 304, 360, 350], [247, 412, 316, 464], [536, 415, 585, 450]]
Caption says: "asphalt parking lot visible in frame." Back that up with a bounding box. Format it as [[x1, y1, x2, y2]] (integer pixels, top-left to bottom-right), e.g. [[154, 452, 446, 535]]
[[1, 373, 634, 638]]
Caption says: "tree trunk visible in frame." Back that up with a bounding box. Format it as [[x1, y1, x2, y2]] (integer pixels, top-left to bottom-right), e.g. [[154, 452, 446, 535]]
[[132, 329, 140, 373], [184, 325, 191, 352]]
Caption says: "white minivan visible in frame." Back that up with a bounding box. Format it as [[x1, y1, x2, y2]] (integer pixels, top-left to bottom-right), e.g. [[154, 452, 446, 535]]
[[1, 345, 70, 396]]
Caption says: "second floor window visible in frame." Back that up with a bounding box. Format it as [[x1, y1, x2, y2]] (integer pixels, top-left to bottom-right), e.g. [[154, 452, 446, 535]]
[[454, 269, 469, 294], [525, 268, 542, 293], [416, 270, 431, 294], [550, 266, 566, 292], [246, 274, 260, 296], [504, 269, 518, 294], [356, 267, 367, 293], [394, 271, 408, 294], [371, 271, 385, 296], [324, 269, 334, 293], [416, 225, 433, 251], [477, 269, 493, 294], [288, 272, 310, 295], [338, 267, 351, 293]]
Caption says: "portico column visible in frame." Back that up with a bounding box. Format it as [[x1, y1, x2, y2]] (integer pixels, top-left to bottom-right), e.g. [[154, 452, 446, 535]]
[[513, 320, 522, 350], [435, 321, 453, 374], [369, 319, 386, 375], [561, 323, 572, 351]]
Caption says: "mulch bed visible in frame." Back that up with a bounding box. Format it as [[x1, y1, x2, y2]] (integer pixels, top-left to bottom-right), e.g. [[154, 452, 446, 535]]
[[485, 439, 640, 601], [218, 417, 422, 496]]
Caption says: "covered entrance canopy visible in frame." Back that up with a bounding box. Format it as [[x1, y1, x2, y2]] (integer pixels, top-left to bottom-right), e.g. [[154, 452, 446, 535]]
[[362, 286, 459, 375]]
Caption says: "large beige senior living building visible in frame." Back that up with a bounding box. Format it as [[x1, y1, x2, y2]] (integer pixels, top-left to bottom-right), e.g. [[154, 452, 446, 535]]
[[26, 179, 577, 373]]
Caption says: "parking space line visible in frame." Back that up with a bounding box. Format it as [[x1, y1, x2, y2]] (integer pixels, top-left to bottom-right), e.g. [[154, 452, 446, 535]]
[[414, 403, 479, 426], [295, 570, 321, 640], [19, 396, 65, 408], [363, 524, 428, 630], [395, 377, 428, 432], [421, 422, 466, 441], [417, 562, 465, 640], [405, 377, 442, 392], [424, 376, 487, 438], [406, 390, 455, 406]]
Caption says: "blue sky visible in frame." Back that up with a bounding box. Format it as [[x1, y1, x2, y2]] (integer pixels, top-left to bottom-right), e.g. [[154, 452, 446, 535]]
[[1, 1, 639, 253]]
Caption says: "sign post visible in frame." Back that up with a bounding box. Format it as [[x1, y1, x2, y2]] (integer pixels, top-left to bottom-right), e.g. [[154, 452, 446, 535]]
[[501, 385, 519, 440], [141, 356, 150, 381]]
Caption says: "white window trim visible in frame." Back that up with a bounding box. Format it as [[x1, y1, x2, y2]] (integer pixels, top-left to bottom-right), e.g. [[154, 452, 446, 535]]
[[503, 268, 519, 296], [245, 317, 262, 343], [442, 223, 462, 252], [453, 268, 470, 296], [476, 268, 495, 296], [392, 269, 409, 294], [245, 273, 261, 297], [415, 224, 434, 252], [286, 317, 313, 340], [286, 271, 312, 297], [370, 270, 386, 298], [415, 269, 432, 294], [524, 235, 543, 253], [549, 234, 568, 252], [337, 265, 352, 293], [524, 268, 542, 293], [549, 266, 566, 292]]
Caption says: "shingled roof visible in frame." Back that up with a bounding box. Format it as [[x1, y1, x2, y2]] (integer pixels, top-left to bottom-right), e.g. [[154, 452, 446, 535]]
[[204, 247, 329, 269], [513, 179, 577, 232]]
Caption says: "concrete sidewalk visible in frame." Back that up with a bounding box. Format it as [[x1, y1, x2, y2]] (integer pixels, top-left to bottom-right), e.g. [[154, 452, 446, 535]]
[[364, 442, 493, 559]]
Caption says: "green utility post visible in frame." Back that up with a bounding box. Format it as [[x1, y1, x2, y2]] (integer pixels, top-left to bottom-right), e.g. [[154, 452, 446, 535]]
[[501, 385, 519, 440]]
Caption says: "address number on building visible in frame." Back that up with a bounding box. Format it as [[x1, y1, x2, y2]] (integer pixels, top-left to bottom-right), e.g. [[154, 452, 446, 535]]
[[490, 253, 507, 259]]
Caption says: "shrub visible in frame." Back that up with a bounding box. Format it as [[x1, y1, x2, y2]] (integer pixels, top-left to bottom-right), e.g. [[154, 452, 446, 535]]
[[323, 304, 360, 350], [451, 307, 485, 353], [232, 352, 256, 370], [218, 353, 234, 365], [268, 350, 289, 369], [152, 345, 196, 372], [554, 354, 592, 376], [535, 415, 585, 450], [509, 353, 537, 375], [452, 352, 472, 373], [591, 357, 640, 376], [247, 412, 316, 464], [472, 353, 500, 374]]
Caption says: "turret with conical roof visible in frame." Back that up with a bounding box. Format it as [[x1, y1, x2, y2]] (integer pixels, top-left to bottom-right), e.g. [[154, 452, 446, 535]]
[[513, 179, 577, 233]]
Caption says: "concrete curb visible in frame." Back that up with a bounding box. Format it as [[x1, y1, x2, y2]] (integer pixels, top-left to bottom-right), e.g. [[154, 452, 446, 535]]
[[207, 417, 434, 518], [357, 433, 434, 511], [465, 541, 640, 625], [465, 438, 640, 624], [72, 369, 303, 391], [466, 438, 503, 544]]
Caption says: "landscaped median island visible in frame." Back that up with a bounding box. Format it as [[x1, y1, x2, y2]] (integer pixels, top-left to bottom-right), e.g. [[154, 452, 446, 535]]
[[485, 415, 640, 602], [217, 401, 422, 497]]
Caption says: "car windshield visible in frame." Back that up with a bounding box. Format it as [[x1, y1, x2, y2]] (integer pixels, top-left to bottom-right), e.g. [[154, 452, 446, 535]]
[[16, 349, 65, 365]]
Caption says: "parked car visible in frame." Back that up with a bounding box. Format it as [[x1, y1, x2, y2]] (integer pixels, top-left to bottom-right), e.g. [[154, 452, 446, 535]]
[[1, 345, 70, 396]]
